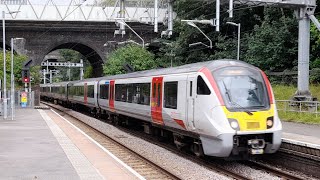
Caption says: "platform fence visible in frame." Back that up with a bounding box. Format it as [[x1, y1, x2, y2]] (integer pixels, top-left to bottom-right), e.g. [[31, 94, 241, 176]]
[[0, 91, 35, 119], [276, 100, 320, 116]]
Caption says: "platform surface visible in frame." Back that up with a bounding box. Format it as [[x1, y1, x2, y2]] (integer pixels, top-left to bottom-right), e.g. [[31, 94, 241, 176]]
[[0, 108, 80, 179], [0, 108, 140, 180], [282, 121, 320, 148]]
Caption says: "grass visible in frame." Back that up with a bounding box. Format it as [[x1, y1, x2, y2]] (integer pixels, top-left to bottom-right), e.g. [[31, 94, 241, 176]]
[[272, 84, 320, 124]]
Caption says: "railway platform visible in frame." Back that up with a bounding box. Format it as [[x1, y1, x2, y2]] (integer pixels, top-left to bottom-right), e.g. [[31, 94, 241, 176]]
[[282, 121, 320, 149], [0, 108, 141, 180]]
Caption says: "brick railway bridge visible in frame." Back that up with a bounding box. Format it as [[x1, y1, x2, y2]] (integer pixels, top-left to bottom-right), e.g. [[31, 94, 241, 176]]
[[0, 0, 171, 77]]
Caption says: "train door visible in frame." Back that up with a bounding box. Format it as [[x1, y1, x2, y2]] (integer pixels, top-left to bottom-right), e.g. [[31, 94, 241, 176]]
[[84, 83, 88, 104], [151, 77, 164, 125], [109, 80, 115, 111], [187, 75, 196, 130]]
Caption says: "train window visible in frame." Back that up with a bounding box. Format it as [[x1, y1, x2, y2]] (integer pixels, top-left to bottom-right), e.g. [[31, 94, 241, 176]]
[[164, 82, 178, 109], [87, 85, 94, 98], [133, 84, 141, 104], [127, 84, 133, 103], [115, 84, 126, 102], [140, 83, 150, 105], [197, 76, 211, 95], [100, 84, 109, 99], [132, 83, 150, 105]]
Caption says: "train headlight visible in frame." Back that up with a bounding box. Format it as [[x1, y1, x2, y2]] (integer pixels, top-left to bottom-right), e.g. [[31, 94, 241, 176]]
[[267, 117, 274, 129], [228, 119, 240, 131]]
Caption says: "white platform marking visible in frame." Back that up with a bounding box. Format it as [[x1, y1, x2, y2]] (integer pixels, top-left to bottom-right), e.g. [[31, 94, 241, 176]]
[[38, 109, 104, 180], [50, 109, 146, 180]]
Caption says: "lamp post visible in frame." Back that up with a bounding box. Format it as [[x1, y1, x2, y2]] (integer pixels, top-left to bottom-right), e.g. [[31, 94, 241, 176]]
[[116, 20, 145, 48], [10, 38, 14, 119], [226, 22, 241, 60], [2, 11, 7, 119], [181, 19, 213, 49], [2, 10, 20, 119]]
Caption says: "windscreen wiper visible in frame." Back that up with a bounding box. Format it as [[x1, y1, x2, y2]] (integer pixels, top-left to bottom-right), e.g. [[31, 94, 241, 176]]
[[222, 81, 253, 116]]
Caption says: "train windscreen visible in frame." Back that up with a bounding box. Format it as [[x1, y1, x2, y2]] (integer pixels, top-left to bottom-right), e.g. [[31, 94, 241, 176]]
[[213, 67, 270, 111]]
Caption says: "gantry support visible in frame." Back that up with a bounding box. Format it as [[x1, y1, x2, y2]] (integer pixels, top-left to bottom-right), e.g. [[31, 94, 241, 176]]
[[230, 0, 317, 100]]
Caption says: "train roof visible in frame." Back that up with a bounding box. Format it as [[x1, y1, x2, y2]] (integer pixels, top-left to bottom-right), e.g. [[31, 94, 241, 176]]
[[43, 59, 259, 86], [93, 59, 258, 81]]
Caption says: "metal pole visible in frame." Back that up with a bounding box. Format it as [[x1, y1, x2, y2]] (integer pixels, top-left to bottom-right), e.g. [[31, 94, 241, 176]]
[[10, 38, 14, 119], [29, 81, 31, 106], [68, 61, 71, 81], [229, 0, 233, 18], [3, 11, 7, 119], [80, 59, 84, 80], [46, 59, 48, 83], [0, 79, 2, 116], [168, 1, 173, 37], [119, 0, 125, 33], [237, 23, 241, 60], [43, 69, 46, 85], [297, 8, 310, 95], [154, 0, 158, 32], [50, 70, 52, 84], [216, 0, 220, 31], [118, 21, 145, 47], [170, 49, 173, 67]]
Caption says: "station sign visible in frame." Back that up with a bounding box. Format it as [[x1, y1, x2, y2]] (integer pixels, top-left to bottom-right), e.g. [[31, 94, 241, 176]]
[[21, 91, 28, 108]]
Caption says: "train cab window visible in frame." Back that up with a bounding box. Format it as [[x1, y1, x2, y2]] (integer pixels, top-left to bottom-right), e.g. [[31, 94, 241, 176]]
[[197, 76, 211, 95], [100, 84, 109, 99], [164, 82, 178, 109]]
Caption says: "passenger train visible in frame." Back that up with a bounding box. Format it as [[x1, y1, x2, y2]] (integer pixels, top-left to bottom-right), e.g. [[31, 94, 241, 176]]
[[40, 59, 282, 158]]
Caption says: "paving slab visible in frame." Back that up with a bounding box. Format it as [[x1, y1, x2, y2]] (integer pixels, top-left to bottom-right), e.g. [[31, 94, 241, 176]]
[[0, 108, 80, 180]]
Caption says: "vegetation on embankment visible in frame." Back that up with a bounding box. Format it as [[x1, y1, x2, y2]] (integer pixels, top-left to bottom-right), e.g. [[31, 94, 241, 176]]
[[273, 84, 320, 124]]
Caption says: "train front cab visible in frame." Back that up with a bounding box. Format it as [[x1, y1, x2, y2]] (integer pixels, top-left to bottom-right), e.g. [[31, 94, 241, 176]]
[[194, 65, 282, 158]]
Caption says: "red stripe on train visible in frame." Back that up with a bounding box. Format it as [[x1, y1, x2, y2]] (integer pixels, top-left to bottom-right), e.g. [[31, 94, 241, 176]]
[[260, 71, 274, 104], [174, 119, 186, 129], [199, 67, 225, 105]]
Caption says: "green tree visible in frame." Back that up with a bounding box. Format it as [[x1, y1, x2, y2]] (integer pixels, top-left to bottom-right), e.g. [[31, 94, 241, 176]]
[[0, 52, 27, 88], [244, 7, 298, 72], [103, 44, 156, 75], [30, 65, 41, 85]]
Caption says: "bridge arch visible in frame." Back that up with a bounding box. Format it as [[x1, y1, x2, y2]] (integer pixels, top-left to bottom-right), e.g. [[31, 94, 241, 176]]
[[43, 42, 104, 77]]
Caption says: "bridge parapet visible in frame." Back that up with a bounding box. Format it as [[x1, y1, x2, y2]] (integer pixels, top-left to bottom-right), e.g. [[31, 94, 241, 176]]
[[0, 1, 167, 23]]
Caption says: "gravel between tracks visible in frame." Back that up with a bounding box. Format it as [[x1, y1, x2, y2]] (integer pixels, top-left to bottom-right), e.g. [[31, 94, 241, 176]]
[[52, 105, 289, 180]]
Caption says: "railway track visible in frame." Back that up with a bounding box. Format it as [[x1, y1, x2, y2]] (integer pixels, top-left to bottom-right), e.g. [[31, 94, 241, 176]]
[[42, 102, 310, 180], [44, 103, 180, 180]]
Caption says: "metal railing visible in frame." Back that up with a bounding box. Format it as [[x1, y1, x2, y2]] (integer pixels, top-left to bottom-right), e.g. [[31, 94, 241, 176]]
[[0, 90, 35, 119], [276, 100, 320, 116]]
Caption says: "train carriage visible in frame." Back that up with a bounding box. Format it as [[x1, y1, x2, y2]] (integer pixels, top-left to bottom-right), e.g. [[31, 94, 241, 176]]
[[40, 59, 282, 159]]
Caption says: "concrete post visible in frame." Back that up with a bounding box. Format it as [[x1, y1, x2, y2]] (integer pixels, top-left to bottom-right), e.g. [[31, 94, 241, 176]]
[[297, 8, 311, 96]]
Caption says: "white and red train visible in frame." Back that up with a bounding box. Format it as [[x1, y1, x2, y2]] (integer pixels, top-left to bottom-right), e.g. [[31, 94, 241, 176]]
[[40, 59, 282, 158]]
